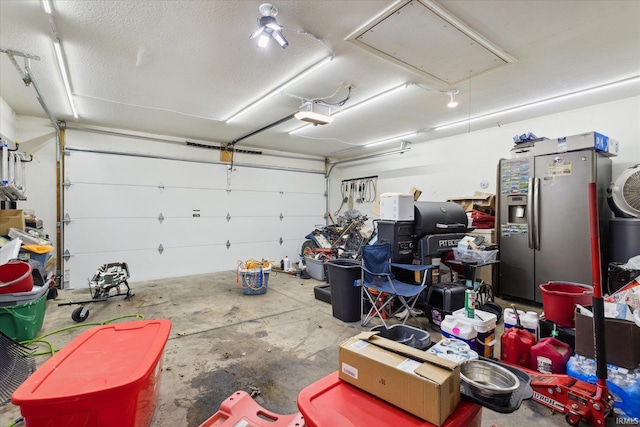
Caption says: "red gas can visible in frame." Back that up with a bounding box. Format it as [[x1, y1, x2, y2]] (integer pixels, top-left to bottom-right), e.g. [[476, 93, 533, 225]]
[[500, 326, 535, 368], [530, 337, 573, 374]]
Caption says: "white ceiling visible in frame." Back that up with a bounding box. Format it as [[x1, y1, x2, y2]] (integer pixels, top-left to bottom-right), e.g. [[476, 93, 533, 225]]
[[1, 0, 639, 160]]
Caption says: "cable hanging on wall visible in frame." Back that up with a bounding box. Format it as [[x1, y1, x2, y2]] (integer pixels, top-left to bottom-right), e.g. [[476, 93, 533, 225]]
[[335, 175, 378, 216]]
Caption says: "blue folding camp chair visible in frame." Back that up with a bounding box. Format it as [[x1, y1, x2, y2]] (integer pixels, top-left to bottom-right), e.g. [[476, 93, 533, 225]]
[[360, 242, 431, 329]]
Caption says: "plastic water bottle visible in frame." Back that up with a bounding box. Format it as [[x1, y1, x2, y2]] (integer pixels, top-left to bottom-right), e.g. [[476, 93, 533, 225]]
[[283, 256, 292, 271]]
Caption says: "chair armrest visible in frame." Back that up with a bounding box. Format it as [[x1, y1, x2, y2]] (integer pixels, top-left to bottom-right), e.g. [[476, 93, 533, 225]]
[[361, 265, 392, 277], [390, 263, 432, 272]]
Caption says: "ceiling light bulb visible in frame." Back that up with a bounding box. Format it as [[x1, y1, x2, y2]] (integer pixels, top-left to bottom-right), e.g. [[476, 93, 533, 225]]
[[257, 34, 270, 48], [447, 90, 459, 108]]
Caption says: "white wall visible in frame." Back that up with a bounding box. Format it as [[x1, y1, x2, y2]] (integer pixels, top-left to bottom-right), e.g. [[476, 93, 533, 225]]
[[329, 96, 640, 219], [0, 96, 17, 143], [14, 116, 58, 248]]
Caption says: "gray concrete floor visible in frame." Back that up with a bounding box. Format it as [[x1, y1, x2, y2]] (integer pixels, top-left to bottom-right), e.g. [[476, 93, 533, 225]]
[[0, 270, 625, 426]]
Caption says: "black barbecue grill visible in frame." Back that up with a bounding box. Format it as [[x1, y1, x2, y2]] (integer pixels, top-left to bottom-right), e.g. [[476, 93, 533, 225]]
[[377, 201, 471, 266]]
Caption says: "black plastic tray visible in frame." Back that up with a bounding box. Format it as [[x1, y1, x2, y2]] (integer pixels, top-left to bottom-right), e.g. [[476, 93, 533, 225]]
[[460, 357, 533, 414]]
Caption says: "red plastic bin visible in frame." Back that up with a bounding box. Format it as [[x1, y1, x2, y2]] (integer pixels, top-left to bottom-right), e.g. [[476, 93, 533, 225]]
[[297, 371, 482, 427], [199, 390, 304, 427], [539, 281, 593, 327], [12, 319, 172, 427]]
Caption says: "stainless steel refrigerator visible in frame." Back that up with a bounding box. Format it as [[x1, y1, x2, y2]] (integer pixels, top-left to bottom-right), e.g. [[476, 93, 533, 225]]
[[498, 149, 611, 303]]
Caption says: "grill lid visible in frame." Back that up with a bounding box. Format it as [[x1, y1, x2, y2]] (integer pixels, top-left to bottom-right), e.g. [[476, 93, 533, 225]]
[[414, 201, 468, 236]]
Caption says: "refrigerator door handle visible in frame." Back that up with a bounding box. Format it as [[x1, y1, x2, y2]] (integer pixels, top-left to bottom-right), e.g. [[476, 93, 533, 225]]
[[533, 177, 541, 250], [527, 177, 534, 249]]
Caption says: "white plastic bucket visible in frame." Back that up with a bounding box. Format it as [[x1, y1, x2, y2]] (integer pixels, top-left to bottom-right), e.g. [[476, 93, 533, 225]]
[[440, 315, 477, 350], [452, 308, 497, 358]]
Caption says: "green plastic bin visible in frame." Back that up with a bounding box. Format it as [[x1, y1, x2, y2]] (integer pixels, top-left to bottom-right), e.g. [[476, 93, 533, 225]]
[[0, 292, 47, 341]]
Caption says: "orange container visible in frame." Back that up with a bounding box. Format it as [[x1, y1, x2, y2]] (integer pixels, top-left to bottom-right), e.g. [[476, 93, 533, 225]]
[[0, 260, 33, 294], [12, 320, 171, 427]]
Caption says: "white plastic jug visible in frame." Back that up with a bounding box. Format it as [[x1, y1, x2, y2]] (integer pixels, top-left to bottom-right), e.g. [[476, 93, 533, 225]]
[[504, 308, 526, 329], [440, 315, 477, 350], [521, 311, 540, 340]]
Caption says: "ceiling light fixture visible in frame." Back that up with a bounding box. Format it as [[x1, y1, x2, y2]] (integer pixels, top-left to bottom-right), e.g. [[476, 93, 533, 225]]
[[364, 132, 417, 148], [250, 3, 288, 49], [42, 0, 53, 14], [52, 38, 78, 119], [294, 101, 334, 125], [446, 90, 459, 108], [289, 83, 410, 134], [225, 55, 333, 123], [434, 75, 640, 131]]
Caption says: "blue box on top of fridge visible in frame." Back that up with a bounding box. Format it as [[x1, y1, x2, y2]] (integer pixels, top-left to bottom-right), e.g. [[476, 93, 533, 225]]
[[536, 131, 619, 157]]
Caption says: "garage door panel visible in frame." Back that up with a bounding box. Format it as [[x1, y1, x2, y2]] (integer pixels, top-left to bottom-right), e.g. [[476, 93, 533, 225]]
[[66, 152, 163, 185], [156, 187, 227, 217], [65, 219, 162, 253], [281, 193, 326, 216], [66, 184, 163, 218], [158, 161, 226, 188], [158, 217, 229, 247], [225, 190, 281, 217]]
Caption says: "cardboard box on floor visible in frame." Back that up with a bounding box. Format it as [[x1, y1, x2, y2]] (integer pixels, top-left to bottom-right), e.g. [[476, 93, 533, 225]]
[[339, 332, 460, 426]]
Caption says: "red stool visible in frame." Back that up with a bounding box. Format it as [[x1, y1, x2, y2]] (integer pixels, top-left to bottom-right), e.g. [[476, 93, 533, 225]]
[[297, 371, 482, 427], [198, 390, 304, 427]]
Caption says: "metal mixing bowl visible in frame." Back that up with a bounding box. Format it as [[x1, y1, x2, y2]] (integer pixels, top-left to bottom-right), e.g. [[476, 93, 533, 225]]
[[460, 359, 520, 405]]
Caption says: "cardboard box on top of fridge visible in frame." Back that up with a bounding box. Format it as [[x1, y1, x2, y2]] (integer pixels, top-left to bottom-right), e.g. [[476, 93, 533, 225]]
[[379, 193, 414, 221], [447, 191, 496, 214], [536, 132, 619, 157], [339, 332, 460, 426]]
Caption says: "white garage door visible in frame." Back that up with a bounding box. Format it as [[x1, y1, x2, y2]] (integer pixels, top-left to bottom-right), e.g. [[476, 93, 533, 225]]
[[63, 149, 325, 289]]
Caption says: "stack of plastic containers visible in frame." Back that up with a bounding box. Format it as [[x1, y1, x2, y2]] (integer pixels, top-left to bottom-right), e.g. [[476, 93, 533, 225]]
[[0, 260, 47, 341], [566, 355, 640, 420], [440, 308, 497, 358]]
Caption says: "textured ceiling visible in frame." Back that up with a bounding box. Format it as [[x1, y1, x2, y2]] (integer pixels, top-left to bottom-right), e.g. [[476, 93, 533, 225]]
[[1, 0, 639, 160]]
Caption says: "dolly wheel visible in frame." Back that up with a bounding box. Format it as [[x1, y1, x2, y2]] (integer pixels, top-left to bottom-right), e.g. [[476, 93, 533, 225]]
[[71, 307, 89, 323]]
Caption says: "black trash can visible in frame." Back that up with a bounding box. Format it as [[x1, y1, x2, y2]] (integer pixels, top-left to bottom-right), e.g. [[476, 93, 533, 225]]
[[326, 259, 362, 322]]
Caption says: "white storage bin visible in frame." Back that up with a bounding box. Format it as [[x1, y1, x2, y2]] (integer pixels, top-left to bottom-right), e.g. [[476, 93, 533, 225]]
[[379, 193, 414, 221]]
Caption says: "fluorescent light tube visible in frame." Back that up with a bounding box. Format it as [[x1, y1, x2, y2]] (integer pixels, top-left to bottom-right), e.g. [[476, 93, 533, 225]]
[[364, 132, 417, 148], [435, 76, 640, 131], [226, 56, 333, 123], [42, 0, 53, 14], [53, 38, 78, 119]]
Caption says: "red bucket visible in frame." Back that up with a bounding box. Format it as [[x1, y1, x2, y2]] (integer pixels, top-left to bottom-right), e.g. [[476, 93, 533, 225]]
[[0, 260, 33, 294], [539, 281, 593, 327]]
